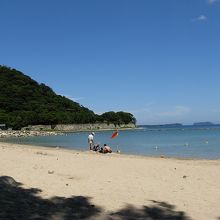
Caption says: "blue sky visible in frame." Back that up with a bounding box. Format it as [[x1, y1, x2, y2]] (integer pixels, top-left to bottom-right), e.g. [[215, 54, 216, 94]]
[[0, 0, 220, 125]]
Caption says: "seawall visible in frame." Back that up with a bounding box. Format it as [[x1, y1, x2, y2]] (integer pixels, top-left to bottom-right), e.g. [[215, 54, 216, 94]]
[[22, 123, 136, 131]]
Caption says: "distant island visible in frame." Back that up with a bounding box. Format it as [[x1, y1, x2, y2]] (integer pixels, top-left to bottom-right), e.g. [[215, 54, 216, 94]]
[[139, 122, 219, 128], [140, 123, 183, 128], [0, 66, 136, 130], [193, 122, 215, 126]]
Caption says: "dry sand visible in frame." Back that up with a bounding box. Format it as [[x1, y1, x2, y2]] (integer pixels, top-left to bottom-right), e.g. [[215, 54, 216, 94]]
[[0, 142, 220, 220]]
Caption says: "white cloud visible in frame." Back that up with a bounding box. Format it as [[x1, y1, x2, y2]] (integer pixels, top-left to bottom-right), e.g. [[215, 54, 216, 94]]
[[60, 94, 84, 102], [129, 102, 155, 114], [71, 97, 84, 102], [212, 109, 220, 113], [95, 111, 104, 115], [208, 0, 220, 4], [193, 15, 208, 22], [127, 105, 191, 124], [157, 106, 191, 117]]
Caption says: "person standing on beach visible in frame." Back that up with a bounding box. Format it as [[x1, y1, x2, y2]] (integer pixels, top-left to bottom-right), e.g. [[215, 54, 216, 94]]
[[88, 132, 95, 150]]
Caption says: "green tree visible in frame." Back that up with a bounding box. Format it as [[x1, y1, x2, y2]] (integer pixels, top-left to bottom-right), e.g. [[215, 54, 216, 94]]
[[0, 65, 136, 129]]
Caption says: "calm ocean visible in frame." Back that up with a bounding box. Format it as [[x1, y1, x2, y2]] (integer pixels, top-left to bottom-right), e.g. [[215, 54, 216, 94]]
[[2, 125, 220, 159]]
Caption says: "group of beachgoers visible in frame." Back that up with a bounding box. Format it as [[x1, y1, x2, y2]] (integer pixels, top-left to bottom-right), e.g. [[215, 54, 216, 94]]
[[88, 132, 112, 153]]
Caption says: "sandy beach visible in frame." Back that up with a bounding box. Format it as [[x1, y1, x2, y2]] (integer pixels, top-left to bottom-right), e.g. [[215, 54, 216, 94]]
[[0, 142, 220, 220]]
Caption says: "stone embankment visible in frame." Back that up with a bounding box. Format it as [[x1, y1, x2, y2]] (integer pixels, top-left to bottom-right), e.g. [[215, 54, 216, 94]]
[[23, 123, 136, 131], [0, 123, 136, 138], [0, 130, 61, 138]]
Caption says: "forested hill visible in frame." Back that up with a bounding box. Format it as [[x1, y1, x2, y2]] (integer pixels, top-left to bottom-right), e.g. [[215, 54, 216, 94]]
[[0, 66, 136, 129]]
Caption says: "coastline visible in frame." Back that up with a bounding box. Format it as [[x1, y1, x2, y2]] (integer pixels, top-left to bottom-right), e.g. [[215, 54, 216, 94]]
[[0, 127, 138, 138], [1, 140, 219, 162], [1, 142, 220, 219], [0, 130, 63, 138]]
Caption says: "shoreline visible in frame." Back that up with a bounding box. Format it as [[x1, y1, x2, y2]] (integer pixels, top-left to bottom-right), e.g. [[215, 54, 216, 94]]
[[2, 128, 219, 160], [1, 141, 220, 162], [0, 130, 63, 138], [0, 127, 138, 138], [1, 142, 220, 219]]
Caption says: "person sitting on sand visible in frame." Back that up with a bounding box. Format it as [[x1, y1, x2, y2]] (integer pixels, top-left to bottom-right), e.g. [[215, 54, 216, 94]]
[[93, 143, 100, 152], [100, 144, 112, 153]]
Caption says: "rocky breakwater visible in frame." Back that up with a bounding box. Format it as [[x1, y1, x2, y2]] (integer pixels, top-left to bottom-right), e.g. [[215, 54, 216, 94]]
[[0, 130, 62, 138]]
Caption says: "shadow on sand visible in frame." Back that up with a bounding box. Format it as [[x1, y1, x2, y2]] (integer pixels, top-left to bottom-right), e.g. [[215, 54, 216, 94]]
[[109, 200, 191, 220], [0, 176, 102, 219], [0, 176, 191, 220]]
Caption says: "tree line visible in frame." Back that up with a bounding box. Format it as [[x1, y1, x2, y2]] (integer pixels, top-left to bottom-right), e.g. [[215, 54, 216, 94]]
[[0, 66, 136, 129]]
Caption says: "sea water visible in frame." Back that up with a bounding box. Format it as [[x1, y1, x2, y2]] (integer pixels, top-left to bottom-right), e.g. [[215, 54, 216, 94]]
[[2, 125, 220, 159]]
